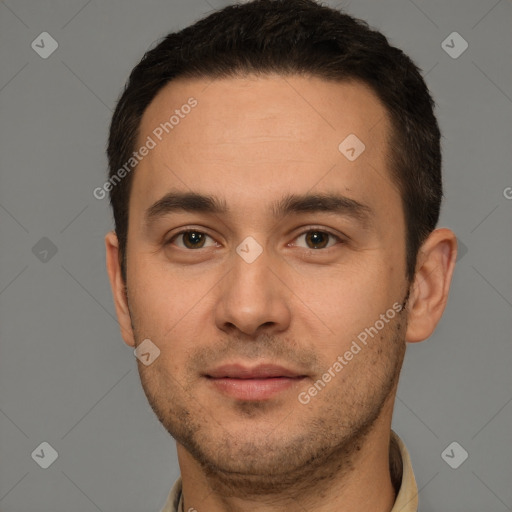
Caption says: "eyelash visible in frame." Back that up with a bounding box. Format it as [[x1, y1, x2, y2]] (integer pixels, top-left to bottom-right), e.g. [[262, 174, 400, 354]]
[[166, 227, 345, 251]]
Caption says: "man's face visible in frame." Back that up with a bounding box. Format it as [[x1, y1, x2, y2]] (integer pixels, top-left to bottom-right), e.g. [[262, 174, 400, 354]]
[[123, 75, 410, 484]]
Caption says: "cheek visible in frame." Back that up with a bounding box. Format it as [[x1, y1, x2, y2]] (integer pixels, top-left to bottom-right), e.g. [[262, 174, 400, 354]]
[[128, 249, 201, 314], [127, 254, 219, 358], [299, 262, 400, 350]]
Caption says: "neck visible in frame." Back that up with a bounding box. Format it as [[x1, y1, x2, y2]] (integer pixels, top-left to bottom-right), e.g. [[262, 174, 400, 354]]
[[177, 409, 398, 512]]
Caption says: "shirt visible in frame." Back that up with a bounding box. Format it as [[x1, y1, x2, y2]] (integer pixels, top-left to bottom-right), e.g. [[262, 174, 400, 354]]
[[160, 430, 418, 512]]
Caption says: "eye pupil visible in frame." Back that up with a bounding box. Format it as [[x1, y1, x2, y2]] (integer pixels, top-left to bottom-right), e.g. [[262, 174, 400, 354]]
[[183, 231, 205, 249], [306, 231, 328, 249]]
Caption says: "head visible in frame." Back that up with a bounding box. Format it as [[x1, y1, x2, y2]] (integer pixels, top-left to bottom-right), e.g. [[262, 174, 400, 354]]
[[105, 0, 456, 493]]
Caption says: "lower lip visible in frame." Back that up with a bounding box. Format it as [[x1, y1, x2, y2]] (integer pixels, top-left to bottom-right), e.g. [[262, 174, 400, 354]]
[[207, 377, 305, 400]]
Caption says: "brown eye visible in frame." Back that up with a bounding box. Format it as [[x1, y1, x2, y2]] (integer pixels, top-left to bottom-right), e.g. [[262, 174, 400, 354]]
[[293, 230, 340, 250], [169, 230, 216, 249], [182, 231, 206, 249], [305, 231, 330, 249]]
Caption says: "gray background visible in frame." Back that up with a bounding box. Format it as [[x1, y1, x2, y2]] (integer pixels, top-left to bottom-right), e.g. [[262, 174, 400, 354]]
[[0, 0, 511, 511]]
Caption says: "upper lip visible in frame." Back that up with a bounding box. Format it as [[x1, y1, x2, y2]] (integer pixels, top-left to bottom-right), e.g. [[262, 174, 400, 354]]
[[205, 363, 306, 379]]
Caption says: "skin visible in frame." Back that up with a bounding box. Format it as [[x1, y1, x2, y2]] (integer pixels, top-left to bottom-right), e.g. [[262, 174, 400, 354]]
[[105, 74, 457, 512]]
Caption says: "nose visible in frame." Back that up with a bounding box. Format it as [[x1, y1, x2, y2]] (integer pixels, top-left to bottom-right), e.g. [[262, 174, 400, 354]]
[[214, 244, 292, 337]]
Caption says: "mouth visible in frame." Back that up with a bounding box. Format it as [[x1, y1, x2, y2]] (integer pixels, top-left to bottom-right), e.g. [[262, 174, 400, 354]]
[[204, 363, 308, 401]]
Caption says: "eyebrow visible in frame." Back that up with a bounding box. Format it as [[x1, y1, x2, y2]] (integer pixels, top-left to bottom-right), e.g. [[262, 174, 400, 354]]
[[144, 191, 374, 228]]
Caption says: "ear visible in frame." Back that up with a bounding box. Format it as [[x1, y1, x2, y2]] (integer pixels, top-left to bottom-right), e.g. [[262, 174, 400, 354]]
[[405, 228, 458, 343], [105, 231, 135, 347]]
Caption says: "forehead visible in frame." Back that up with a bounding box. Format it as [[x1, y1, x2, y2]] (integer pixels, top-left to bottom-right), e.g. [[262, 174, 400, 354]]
[[131, 74, 396, 221]]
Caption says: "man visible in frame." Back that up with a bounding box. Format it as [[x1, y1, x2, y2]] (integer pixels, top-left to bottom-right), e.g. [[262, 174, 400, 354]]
[[104, 1, 457, 511]]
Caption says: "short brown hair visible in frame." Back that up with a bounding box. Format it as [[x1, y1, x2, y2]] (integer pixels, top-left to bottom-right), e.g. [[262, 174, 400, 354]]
[[107, 0, 442, 283]]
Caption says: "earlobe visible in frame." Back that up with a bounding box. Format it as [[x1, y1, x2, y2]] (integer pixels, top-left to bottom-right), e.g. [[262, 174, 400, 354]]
[[405, 228, 458, 343], [105, 231, 136, 347]]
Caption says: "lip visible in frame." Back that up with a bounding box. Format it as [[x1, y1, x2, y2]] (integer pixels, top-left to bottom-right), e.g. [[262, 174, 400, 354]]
[[204, 363, 307, 401], [205, 363, 304, 379]]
